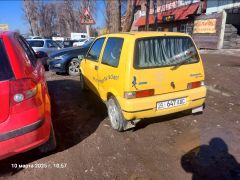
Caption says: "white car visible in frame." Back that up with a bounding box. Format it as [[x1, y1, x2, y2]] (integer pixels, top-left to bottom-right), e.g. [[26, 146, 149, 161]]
[[73, 39, 89, 47]]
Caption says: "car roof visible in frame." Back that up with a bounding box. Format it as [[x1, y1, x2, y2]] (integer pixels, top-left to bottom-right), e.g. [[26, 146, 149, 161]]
[[49, 46, 89, 57], [98, 31, 190, 39], [0, 31, 15, 38]]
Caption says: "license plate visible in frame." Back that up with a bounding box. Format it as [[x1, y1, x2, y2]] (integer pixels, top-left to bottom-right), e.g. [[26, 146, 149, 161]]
[[157, 97, 187, 110]]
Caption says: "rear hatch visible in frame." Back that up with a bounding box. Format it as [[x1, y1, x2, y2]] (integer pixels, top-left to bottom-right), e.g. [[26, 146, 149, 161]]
[[0, 39, 14, 123], [129, 36, 204, 95]]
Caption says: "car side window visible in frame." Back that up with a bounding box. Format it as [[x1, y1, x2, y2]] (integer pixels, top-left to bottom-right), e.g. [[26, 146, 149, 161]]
[[102, 38, 124, 67], [86, 38, 105, 62], [18, 36, 37, 66], [28, 40, 44, 47], [0, 39, 13, 81], [46, 40, 59, 48]]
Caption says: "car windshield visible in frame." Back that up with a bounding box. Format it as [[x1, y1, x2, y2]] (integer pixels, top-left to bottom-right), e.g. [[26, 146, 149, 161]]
[[46, 40, 61, 48], [134, 36, 199, 68]]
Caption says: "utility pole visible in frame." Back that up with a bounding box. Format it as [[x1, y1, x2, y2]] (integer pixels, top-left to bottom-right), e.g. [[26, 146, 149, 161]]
[[119, 0, 122, 32], [145, 0, 150, 31], [153, 0, 157, 31], [86, 0, 90, 38]]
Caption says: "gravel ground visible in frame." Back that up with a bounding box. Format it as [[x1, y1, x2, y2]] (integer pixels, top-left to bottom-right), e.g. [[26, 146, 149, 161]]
[[0, 53, 240, 180]]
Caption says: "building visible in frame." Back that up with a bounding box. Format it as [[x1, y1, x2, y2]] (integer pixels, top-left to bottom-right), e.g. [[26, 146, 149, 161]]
[[133, 0, 240, 49], [133, 0, 207, 34], [206, 0, 240, 49]]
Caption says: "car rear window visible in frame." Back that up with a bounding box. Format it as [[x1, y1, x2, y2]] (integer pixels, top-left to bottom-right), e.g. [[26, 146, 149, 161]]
[[28, 40, 44, 47], [0, 39, 14, 81], [134, 36, 199, 69]]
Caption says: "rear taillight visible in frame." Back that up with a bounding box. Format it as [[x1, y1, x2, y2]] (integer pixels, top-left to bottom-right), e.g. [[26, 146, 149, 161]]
[[124, 89, 154, 99], [187, 81, 204, 89], [10, 78, 38, 106]]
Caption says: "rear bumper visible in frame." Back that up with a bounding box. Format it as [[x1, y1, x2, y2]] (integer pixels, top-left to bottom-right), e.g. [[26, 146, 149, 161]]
[[118, 86, 207, 120], [0, 119, 50, 160], [0, 119, 44, 142], [0, 97, 52, 160]]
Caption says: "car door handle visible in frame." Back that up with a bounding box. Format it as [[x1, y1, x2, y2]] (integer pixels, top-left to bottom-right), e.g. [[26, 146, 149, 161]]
[[95, 65, 98, 70]]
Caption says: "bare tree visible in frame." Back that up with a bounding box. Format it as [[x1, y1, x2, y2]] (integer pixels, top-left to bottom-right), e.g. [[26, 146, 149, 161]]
[[107, 0, 121, 33], [122, 0, 137, 32], [23, 0, 40, 35], [23, 0, 97, 37], [42, 4, 57, 37]]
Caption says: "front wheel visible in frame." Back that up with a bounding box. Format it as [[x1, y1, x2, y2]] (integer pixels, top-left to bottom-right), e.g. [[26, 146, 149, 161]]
[[107, 97, 127, 132], [67, 58, 80, 76], [80, 72, 87, 91]]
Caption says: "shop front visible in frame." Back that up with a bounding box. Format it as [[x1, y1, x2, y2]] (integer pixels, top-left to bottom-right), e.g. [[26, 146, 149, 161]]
[[134, 1, 204, 35]]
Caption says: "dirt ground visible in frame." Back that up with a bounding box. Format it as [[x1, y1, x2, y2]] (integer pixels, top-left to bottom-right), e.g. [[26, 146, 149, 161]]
[[0, 53, 240, 180]]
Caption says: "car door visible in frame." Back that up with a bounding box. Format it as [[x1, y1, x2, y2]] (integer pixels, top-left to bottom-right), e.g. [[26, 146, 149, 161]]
[[45, 40, 61, 54], [81, 38, 105, 95], [98, 37, 124, 99]]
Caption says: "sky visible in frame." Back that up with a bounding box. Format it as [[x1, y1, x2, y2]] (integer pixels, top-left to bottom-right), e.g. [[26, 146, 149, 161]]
[[0, 0, 106, 34]]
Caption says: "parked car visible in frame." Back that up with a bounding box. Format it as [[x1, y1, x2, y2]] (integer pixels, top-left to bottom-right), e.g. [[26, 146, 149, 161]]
[[73, 39, 88, 47], [28, 36, 43, 39], [55, 40, 64, 48], [62, 40, 79, 48], [0, 31, 56, 160], [27, 39, 62, 55], [73, 38, 95, 47], [49, 41, 92, 76], [80, 32, 207, 131]]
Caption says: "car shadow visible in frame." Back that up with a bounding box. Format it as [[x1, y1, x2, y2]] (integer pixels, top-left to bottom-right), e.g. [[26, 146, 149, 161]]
[[181, 137, 240, 180], [0, 79, 107, 177], [133, 110, 192, 131]]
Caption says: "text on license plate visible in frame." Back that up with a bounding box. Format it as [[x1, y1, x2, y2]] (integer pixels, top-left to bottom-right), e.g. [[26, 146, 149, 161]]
[[157, 97, 187, 110]]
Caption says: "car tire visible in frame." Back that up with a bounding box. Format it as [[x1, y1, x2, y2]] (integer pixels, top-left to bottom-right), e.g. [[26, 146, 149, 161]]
[[107, 97, 127, 132], [38, 125, 56, 153], [80, 72, 87, 91], [67, 58, 80, 76]]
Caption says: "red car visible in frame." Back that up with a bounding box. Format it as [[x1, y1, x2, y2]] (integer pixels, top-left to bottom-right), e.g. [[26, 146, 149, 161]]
[[0, 31, 56, 160]]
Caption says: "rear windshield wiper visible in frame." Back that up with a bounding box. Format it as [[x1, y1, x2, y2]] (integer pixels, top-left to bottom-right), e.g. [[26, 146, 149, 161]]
[[171, 57, 192, 70]]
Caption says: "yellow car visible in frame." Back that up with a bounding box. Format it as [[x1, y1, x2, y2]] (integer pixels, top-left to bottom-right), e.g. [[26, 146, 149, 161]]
[[80, 32, 206, 131]]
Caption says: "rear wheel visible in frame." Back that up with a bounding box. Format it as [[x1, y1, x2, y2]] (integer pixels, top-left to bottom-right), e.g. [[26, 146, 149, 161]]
[[67, 58, 80, 76], [38, 125, 56, 153], [107, 97, 127, 132]]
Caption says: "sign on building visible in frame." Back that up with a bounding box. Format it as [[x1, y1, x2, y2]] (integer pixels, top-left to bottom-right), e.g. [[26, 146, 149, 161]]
[[193, 19, 217, 33], [0, 24, 8, 31], [80, 8, 95, 25], [162, 15, 175, 23], [192, 12, 226, 49]]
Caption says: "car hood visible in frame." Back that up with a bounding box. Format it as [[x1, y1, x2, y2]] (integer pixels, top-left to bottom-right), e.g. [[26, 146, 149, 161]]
[[49, 43, 92, 58]]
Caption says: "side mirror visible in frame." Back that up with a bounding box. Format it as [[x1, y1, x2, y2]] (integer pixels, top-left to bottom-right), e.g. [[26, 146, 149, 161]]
[[36, 51, 48, 58]]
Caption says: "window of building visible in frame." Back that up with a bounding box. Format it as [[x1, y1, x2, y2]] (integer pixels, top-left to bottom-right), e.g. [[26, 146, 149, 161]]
[[180, 24, 186, 33]]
